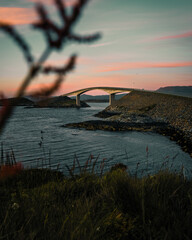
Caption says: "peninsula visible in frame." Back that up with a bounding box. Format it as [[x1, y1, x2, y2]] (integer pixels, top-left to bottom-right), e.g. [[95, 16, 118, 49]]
[[64, 90, 192, 157]]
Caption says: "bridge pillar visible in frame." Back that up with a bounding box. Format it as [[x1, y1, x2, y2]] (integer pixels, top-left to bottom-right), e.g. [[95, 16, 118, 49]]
[[76, 94, 81, 107], [109, 93, 115, 105]]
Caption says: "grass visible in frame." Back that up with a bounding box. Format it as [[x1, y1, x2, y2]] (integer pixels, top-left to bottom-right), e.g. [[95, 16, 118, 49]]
[[1, 164, 192, 240]]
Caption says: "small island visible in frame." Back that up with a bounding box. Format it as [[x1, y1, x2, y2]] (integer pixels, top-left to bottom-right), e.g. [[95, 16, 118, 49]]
[[0, 96, 89, 108], [34, 96, 89, 108]]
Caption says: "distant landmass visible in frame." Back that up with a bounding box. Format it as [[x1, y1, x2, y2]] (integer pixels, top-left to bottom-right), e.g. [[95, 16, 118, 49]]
[[71, 94, 127, 102], [0, 96, 89, 108], [0, 97, 34, 106], [156, 86, 192, 98], [34, 96, 89, 108]]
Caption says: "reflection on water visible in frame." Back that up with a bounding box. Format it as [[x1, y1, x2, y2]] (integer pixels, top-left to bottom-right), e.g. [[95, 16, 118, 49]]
[[0, 103, 191, 177]]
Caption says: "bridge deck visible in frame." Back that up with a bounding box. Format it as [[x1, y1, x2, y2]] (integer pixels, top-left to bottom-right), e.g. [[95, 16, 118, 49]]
[[63, 87, 136, 96], [62, 87, 145, 106]]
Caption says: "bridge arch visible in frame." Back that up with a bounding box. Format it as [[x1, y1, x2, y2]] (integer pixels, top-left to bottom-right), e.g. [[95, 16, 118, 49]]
[[63, 87, 134, 106]]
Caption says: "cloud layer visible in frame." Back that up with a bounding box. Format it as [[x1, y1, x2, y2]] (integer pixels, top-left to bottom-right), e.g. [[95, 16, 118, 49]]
[[0, 1, 77, 25], [97, 61, 192, 72], [27, 0, 77, 6], [156, 31, 192, 40], [0, 7, 36, 25]]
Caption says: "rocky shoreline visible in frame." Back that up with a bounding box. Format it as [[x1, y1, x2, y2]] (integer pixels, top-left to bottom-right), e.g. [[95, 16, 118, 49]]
[[64, 90, 192, 158], [64, 119, 167, 132], [64, 119, 192, 159], [64, 117, 192, 157]]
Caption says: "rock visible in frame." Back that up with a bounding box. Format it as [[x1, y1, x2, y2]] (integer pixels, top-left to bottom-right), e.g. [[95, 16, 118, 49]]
[[94, 110, 120, 118], [63, 119, 167, 132]]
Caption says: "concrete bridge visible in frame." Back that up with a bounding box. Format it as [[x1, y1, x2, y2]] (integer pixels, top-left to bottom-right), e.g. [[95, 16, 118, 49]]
[[63, 87, 135, 106]]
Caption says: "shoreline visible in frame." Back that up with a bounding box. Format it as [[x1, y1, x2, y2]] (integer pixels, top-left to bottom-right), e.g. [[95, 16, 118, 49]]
[[63, 113, 192, 158]]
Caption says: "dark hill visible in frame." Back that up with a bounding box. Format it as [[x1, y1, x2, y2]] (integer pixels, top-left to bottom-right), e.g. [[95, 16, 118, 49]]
[[156, 86, 192, 98], [107, 90, 192, 142], [34, 96, 89, 108]]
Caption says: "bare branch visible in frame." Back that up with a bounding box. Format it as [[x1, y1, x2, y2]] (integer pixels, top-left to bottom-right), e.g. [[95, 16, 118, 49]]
[[0, 0, 101, 134], [70, 0, 89, 23], [54, 0, 68, 23], [68, 33, 101, 43], [0, 23, 34, 65], [32, 55, 77, 96], [32, 75, 64, 97], [42, 54, 77, 74], [0, 94, 13, 133], [33, 3, 59, 47]]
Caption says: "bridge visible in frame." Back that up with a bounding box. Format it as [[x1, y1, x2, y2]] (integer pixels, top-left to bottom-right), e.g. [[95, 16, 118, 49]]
[[63, 87, 136, 106]]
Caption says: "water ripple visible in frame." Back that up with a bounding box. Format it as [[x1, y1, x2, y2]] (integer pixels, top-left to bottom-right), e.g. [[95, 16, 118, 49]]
[[0, 103, 192, 176]]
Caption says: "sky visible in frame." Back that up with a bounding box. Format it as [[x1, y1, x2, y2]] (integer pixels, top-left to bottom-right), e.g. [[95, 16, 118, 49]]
[[0, 0, 192, 96]]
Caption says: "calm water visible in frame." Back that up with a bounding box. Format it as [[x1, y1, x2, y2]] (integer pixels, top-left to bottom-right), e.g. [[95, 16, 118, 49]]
[[1, 103, 192, 176]]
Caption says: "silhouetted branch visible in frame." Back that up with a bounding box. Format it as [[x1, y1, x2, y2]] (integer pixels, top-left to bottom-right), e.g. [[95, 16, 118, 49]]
[[42, 54, 77, 74], [70, 0, 89, 23], [0, 0, 101, 133], [32, 0, 97, 49], [33, 3, 61, 47], [32, 75, 64, 97], [0, 94, 12, 133], [0, 23, 34, 65], [54, 0, 68, 23], [33, 55, 77, 96], [68, 33, 101, 43]]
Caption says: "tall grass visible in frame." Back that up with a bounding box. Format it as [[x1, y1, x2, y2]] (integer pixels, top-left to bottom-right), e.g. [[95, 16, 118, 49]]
[[1, 164, 192, 240]]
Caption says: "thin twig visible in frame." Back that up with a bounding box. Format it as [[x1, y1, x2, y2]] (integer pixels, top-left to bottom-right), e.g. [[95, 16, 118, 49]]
[[0, 0, 101, 134]]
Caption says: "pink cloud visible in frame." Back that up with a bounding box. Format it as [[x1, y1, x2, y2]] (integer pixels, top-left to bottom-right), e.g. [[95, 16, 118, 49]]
[[0, 1, 77, 26], [155, 31, 192, 40], [97, 61, 192, 72], [74, 73, 191, 92], [28, 0, 77, 6], [65, 72, 192, 92], [90, 41, 115, 48], [26, 82, 57, 95], [0, 7, 36, 25], [4, 72, 192, 97], [44, 56, 95, 67], [60, 74, 131, 94]]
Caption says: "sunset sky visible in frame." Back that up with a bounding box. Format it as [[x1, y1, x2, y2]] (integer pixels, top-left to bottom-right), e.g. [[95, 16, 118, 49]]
[[0, 0, 192, 96]]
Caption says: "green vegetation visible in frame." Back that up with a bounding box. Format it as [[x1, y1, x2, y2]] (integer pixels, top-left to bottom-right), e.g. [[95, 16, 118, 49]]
[[1, 166, 192, 240]]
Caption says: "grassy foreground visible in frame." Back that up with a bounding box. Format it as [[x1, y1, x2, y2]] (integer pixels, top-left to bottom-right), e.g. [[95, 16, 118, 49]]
[[1, 167, 192, 240]]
